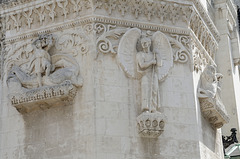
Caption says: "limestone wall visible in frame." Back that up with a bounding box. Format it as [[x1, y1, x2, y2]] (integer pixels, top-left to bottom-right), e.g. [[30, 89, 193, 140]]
[[0, 0, 233, 159]]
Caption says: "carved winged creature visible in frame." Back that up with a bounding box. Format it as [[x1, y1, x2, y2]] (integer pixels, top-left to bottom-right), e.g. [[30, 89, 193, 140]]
[[117, 28, 173, 113], [6, 34, 83, 91]]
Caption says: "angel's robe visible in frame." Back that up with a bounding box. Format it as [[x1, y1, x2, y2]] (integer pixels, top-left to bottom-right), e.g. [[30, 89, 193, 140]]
[[137, 51, 160, 113]]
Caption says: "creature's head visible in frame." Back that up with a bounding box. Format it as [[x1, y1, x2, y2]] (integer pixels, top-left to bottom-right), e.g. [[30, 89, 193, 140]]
[[32, 34, 54, 50], [6, 66, 22, 88], [7, 65, 19, 79], [203, 65, 217, 82]]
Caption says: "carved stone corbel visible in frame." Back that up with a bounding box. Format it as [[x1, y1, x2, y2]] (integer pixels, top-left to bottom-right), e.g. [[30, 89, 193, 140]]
[[137, 112, 165, 138], [197, 65, 229, 128], [6, 34, 83, 113]]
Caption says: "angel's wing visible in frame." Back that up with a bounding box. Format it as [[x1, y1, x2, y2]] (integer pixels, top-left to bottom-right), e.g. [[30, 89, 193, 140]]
[[152, 31, 173, 82], [117, 28, 142, 79]]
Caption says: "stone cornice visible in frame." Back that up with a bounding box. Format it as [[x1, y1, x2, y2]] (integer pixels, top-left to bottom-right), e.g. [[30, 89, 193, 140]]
[[0, 0, 220, 62], [226, 0, 237, 20], [0, 0, 50, 14], [93, 0, 220, 42], [215, 0, 238, 28], [4, 15, 190, 43], [1, 0, 220, 42], [191, 0, 220, 42]]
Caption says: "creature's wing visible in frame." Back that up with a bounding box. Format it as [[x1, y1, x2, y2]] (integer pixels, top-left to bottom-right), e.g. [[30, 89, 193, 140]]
[[117, 28, 142, 79], [5, 42, 34, 74], [152, 31, 173, 82], [51, 54, 80, 73]]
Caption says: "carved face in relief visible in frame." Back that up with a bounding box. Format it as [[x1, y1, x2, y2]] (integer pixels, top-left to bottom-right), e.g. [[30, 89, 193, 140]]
[[205, 65, 217, 82], [140, 37, 151, 50], [34, 40, 42, 49]]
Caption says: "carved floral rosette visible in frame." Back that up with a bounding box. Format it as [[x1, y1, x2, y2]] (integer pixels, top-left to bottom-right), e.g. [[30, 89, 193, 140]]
[[10, 81, 77, 113], [199, 97, 229, 128], [137, 112, 166, 138]]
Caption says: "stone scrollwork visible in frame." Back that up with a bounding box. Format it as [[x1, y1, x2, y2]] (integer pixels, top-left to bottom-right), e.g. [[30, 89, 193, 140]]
[[190, 13, 218, 59], [117, 28, 173, 137], [168, 34, 191, 64], [192, 44, 211, 73], [6, 34, 83, 113], [94, 0, 194, 24], [2, 0, 92, 32], [197, 65, 229, 128], [55, 31, 89, 56], [96, 23, 128, 57]]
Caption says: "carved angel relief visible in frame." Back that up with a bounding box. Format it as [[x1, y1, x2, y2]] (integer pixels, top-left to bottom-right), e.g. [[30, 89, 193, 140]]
[[197, 65, 229, 128], [6, 34, 83, 113], [117, 28, 173, 137]]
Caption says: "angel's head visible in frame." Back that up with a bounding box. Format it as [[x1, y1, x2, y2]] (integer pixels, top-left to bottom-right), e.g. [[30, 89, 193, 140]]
[[140, 37, 151, 50]]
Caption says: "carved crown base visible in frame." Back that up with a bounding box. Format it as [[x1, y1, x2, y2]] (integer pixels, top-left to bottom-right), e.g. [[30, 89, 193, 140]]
[[9, 81, 77, 113], [137, 112, 166, 138], [199, 97, 229, 128]]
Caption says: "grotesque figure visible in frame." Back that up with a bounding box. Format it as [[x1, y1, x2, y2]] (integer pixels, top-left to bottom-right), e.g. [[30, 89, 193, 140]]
[[198, 65, 218, 98], [197, 65, 229, 128]]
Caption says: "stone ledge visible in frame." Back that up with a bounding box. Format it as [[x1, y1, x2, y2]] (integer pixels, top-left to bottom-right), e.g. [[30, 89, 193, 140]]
[[199, 97, 229, 128], [137, 112, 166, 138], [9, 81, 77, 113]]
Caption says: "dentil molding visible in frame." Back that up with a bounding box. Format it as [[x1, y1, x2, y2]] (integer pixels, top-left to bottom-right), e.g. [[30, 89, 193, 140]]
[[1, 0, 219, 43]]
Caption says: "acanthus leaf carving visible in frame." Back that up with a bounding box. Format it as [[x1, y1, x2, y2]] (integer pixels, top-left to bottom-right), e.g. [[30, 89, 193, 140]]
[[70, 0, 82, 16], [57, 0, 69, 19], [182, 6, 194, 25], [192, 44, 211, 73], [131, 0, 143, 19], [168, 34, 191, 64], [22, 9, 33, 29], [55, 30, 90, 56], [96, 23, 128, 57], [2, 0, 220, 51], [104, 0, 117, 15], [34, 6, 45, 25], [45, 1, 56, 22], [169, 3, 180, 24], [190, 13, 218, 59], [157, 2, 168, 23], [143, 1, 155, 21], [118, 0, 129, 16], [5, 15, 11, 30], [10, 12, 22, 31]]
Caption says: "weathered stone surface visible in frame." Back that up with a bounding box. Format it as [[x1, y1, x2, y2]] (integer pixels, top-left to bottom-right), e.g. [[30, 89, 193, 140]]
[[10, 81, 77, 113], [137, 112, 165, 138], [198, 65, 229, 128], [6, 34, 83, 113], [0, 0, 238, 159]]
